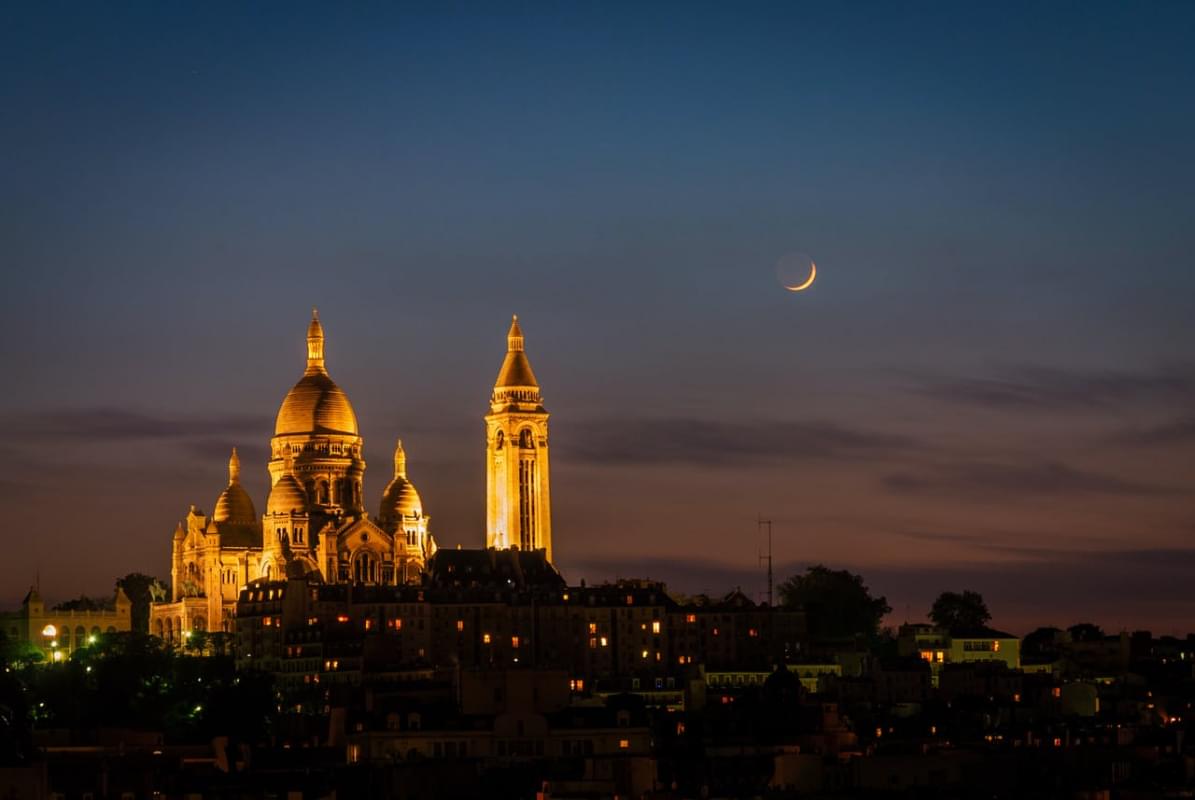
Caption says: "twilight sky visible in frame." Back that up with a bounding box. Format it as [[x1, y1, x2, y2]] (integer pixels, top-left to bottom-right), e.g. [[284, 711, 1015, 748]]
[[2, 2, 1193, 634]]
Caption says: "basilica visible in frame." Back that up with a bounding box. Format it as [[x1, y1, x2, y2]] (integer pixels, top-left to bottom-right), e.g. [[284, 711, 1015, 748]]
[[150, 311, 552, 640]]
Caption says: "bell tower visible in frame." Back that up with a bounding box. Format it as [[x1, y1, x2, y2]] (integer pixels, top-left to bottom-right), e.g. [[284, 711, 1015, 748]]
[[485, 316, 552, 561]]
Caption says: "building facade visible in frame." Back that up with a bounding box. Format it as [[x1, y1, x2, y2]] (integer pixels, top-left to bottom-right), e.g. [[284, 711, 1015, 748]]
[[1, 587, 131, 661]]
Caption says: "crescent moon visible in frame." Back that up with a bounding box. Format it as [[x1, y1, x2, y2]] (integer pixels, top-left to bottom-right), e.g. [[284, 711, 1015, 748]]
[[783, 261, 817, 292]]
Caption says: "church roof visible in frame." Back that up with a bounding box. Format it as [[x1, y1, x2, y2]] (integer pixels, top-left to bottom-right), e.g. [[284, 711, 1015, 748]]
[[426, 548, 565, 590], [493, 315, 539, 389]]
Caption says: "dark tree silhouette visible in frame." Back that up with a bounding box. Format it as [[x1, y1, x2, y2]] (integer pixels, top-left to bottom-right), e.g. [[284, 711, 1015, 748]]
[[1022, 627, 1064, 658], [1068, 622, 1104, 642], [116, 573, 169, 634], [778, 565, 891, 639], [929, 590, 991, 631]]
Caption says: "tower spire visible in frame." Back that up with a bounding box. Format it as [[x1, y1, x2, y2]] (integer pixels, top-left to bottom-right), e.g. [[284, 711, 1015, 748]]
[[228, 447, 241, 484], [507, 314, 524, 352], [306, 308, 326, 374], [394, 438, 407, 479]]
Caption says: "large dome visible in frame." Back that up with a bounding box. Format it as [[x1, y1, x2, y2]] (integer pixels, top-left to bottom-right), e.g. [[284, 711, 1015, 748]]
[[275, 371, 359, 436], [274, 310, 359, 436]]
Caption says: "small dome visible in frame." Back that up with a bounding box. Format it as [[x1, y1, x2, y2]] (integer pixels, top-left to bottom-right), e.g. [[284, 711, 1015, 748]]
[[380, 478, 422, 521], [213, 447, 257, 523], [213, 483, 257, 523], [267, 472, 307, 516], [379, 439, 422, 521]]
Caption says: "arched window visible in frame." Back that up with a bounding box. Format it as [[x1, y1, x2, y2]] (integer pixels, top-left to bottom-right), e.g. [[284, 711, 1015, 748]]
[[495, 431, 504, 450], [317, 480, 329, 504], [75, 625, 86, 646], [519, 429, 534, 449], [295, 527, 304, 544]]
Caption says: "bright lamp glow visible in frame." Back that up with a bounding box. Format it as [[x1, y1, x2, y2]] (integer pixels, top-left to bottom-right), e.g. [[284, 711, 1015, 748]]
[[42, 624, 56, 638]]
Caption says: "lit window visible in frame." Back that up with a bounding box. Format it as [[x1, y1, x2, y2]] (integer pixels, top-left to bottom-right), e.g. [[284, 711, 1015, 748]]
[[1052, 687, 1061, 698], [626, 595, 633, 606], [588, 622, 597, 634], [600, 637, 608, 647], [589, 637, 597, 649], [619, 739, 629, 749], [676, 722, 685, 735], [336, 615, 349, 624], [992, 640, 1000, 652], [712, 628, 719, 637], [641, 649, 649, 659], [364, 619, 373, 631], [456, 619, 464, 632], [392, 618, 403, 631], [920, 650, 933, 662], [685, 614, 696, 624], [511, 636, 519, 648], [562, 593, 569, 601], [748, 628, 758, 638], [935, 651, 944, 663], [263, 617, 273, 627], [483, 633, 492, 644], [651, 620, 661, 634]]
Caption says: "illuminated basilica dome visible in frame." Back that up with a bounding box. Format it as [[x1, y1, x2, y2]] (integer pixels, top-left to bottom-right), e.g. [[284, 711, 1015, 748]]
[[212, 448, 257, 524], [274, 310, 359, 436], [379, 440, 423, 522], [266, 471, 307, 516]]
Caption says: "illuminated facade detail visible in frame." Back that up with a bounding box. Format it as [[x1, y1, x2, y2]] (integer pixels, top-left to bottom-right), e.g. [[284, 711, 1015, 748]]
[[485, 316, 553, 561], [151, 311, 438, 639], [0, 587, 131, 658]]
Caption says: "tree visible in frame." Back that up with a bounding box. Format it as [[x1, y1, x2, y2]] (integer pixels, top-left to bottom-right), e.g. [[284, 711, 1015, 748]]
[[52, 596, 109, 612], [116, 573, 169, 634], [929, 591, 991, 631], [1022, 627, 1064, 658], [1067, 623, 1104, 642], [778, 565, 891, 640]]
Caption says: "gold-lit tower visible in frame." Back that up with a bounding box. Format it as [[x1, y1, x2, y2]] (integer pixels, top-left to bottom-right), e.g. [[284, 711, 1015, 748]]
[[485, 316, 552, 561]]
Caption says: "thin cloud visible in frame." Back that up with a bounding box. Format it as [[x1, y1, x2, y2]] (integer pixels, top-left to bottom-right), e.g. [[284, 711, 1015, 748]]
[[1114, 416, 1195, 447], [883, 459, 1172, 499], [14, 408, 271, 441], [913, 364, 1195, 412], [559, 417, 918, 467]]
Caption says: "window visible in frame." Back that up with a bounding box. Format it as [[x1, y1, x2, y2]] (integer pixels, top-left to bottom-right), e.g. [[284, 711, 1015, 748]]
[[511, 636, 519, 648], [589, 622, 597, 634], [651, 620, 661, 634], [619, 739, 630, 750], [483, 633, 492, 644], [457, 619, 465, 632]]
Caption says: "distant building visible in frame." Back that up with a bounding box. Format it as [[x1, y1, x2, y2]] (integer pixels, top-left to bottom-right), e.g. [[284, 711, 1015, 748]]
[[234, 573, 804, 692], [897, 623, 1020, 685], [1, 586, 131, 660]]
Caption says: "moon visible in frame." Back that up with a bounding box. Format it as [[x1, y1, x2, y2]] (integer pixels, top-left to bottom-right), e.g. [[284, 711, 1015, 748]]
[[776, 252, 817, 292]]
